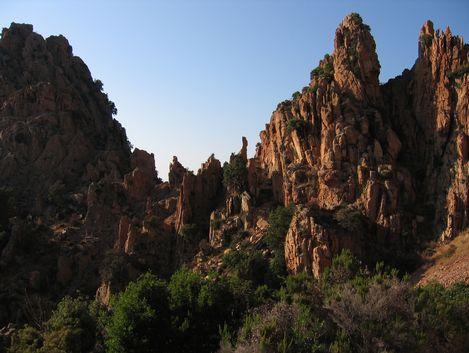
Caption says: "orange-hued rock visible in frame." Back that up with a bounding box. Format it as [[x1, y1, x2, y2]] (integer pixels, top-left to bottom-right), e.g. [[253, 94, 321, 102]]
[[383, 20, 468, 240], [169, 156, 187, 188], [174, 154, 223, 234], [284, 206, 360, 278], [256, 14, 407, 237], [255, 14, 467, 277], [124, 149, 156, 201]]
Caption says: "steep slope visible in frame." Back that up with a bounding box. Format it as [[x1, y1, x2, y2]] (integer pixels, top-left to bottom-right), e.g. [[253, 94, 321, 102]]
[[412, 228, 469, 287], [0, 23, 132, 215], [246, 14, 467, 277], [383, 21, 468, 241]]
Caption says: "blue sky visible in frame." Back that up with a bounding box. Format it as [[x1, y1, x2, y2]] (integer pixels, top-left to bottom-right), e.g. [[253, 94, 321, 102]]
[[2, 0, 468, 178]]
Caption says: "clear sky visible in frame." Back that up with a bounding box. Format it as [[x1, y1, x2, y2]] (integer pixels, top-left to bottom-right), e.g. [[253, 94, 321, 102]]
[[2, 0, 468, 178]]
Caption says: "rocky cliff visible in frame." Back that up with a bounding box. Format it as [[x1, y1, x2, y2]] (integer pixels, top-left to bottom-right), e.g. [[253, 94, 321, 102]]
[[0, 15, 467, 328], [0, 24, 132, 217], [251, 14, 467, 276]]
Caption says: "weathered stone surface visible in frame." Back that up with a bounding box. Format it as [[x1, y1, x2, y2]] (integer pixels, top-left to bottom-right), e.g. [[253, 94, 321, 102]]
[[383, 20, 468, 240], [0, 23, 131, 215], [255, 14, 406, 240], [175, 154, 223, 234], [284, 207, 360, 278], [168, 156, 186, 189], [124, 149, 156, 201]]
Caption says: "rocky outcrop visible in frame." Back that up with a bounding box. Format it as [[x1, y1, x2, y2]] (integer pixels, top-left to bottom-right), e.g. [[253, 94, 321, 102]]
[[175, 154, 223, 234], [284, 206, 362, 278], [383, 21, 468, 240], [168, 156, 186, 189], [253, 14, 467, 277], [256, 14, 410, 235], [0, 23, 131, 215]]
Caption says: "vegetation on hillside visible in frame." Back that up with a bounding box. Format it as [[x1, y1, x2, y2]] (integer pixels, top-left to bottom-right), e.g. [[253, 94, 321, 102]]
[[8, 249, 468, 353], [223, 155, 248, 192]]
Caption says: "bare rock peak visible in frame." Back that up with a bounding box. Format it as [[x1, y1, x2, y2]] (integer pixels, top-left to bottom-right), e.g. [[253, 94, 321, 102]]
[[421, 20, 435, 36]]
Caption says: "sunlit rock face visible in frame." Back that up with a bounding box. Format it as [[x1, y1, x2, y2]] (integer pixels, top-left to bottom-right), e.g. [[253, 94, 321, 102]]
[[251, 15, 467, 276]]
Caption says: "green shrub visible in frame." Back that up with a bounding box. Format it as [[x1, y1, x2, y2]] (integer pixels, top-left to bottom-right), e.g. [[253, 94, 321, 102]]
[[286, 118, 308, 135], [8, 326, 42, 353], [333, 205, 365, 232], [148, 215, 158, 228], [350, 12, 371, 31], [231, 302, 329, 353], [414, 282, 469, 352], [264, 205, 294, 251], [94, 79, 104, 91], [277, 272, 317, 306], [179, 223, 200, 238], [106, 273, 171, 353], [9, 297, 100, 353], [311, 60, 334, 81], [168, 267, 253, 352], [328, 279, 416, 353], [223, 249, 267, 283], [320, 249, 362, 298], [100, 250, 128, 283], [223, 155, 248, 191], [43, 297, 97, 353], [210, 217, 223, 230], [291, 91, 301, 100], [448, 65, 469, 80]]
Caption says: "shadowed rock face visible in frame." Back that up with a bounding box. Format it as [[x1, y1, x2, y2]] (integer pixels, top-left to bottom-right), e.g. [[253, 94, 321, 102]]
[[383, 21, 468, 240], [0, 23, 131, 215]]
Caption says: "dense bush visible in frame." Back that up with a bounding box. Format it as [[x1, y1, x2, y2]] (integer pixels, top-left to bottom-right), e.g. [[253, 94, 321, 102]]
[[223, 155, 248, 191], [291, 91, 301, 100], [100, 250, 129, 283], [264, 205, 294, 251], [106, 273, 171, 353], [333, 205, 365, 232], [8, 251, 469, 353], [311, 60, 334, 81], [179, 223, 201, 238], [414, 282, 469, 353], [448, 65, 469, 80], [9, 297, 100, 353], [286, 118, 308, 136], [222, 249, 268, 285], [223, 302, 329, 353], [106, 268, 254, 353]]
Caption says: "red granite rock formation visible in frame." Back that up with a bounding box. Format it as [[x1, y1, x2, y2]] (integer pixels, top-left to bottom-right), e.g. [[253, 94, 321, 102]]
[[0, 14, 467, 325], [253, 14, 467, 277], [383, 20, 468, 240], [175, 154, 223, 234], [0, 23, 131, 215]]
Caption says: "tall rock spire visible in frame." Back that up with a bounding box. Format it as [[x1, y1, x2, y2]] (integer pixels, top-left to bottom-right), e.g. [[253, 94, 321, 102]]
[[333, 13, 382, 106]]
